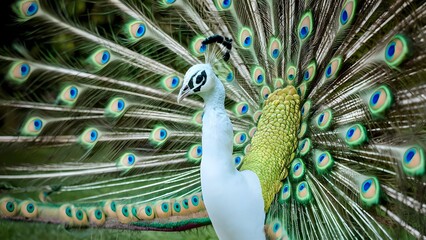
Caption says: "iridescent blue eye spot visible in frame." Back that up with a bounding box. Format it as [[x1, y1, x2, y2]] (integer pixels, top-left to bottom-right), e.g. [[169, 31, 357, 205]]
[[33, 119, 42, 130], [117, 99, 125, 111], [235, 156, 241, 164], [76, 209, 84, 220], [299, 183, 305, 191], [240, 133, 246, 142], [27, 203, 34, 213], [362, 179, 372, 192], [273, 223, 280, 232], [70, 87, 78, 99], [171, 77, 179, 88], [191, 196, 199, 206], [127, 154, 135, 165], [300, 26, 308, 39], [111, 202, 116, 211], [145, 206, 152, 216], [283, 186, 288, 193], [326, 65, 332, 77], [159, 129, 167, 139], [223, 0, 231, 8], [95, 209, 102, 219], [26, 2, 39, 16], [317, 113, 325, 125], [340, 9, 348, 24], [6, 202, 14, 212], [386, 42, 396, 60], [272, 49, 279, 59], [136, 24, 146, 37], [303, 71, 309, 80], [226, 72, 233, 82], [257, 74, 263, 83], [122, 206, 130, 217], [346, 127, 355, 138], [166, 0, 176, 3], [371, 91, 380, 105], [196, 146, 202, 155], [318, 153, 326, 163], [301, 106, 305, 115], [404, 149, 416, 163], [297, 88, 302, 96], [288, 74, 294, 80], [101, 51, 110, 64], [182, 199, 189, 208], [294, 162, 301, 172], [244, 36, 252, 47], [241, 105, 248, 114], [90, 130, 98, 141], [299, 140, 306, 150], [200, 44, 207, 53], [20, 64, 30, 76], [66, 207, 72, 217]]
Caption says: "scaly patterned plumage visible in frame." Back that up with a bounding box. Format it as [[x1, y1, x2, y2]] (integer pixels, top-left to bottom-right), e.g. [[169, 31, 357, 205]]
[[0, 0, 425, 239]]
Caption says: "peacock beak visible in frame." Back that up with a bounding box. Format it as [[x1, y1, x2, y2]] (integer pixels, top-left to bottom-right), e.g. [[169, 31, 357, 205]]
[[177, 86, 191, 103]]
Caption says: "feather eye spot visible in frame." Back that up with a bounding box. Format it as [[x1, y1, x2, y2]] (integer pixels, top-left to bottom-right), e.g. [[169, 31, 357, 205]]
[[226, 72, 234, 82], [21, 1, 39, 17], [80, 128, 100, 148], [234, 102, 249, 116], [150, 126, 169, 145], [251, 66, 265, 85], [9, 62, 32, 83], [368, 86, 392, 116], [316, 109, 332, 130], [298, 139, 311, 156], [129, 21, 146, 39], [401, 146, 424, 175], [239, 27, 253, 48], [344, 124, 366, 146], [22, 117, 44, 136], [384, 34, 410, 68], [162, 75, 181, 91], [300, 27, 308, 39], [234, 132, 248, 146], [191, 196, 199, 206], [298, 12, 313, 41], [360, 177, 380, 206]]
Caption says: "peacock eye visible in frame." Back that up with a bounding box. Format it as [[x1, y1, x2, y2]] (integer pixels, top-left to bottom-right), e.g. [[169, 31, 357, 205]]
[[150, 126, 169, 145], [0, 198, 18, 217], [190, 35, 208, 56], [226, 71, 234, 82], [298, 11, 313, 41], [79, 128, 100, 148], [234, 102, 250, 116], [295, 181, 311, 203], [187, 144, 202, 163], [339, 0, 357, 28], [20, 1, 39, 17], [268, 37, 281, 60], [164, 0, 176, 4], [279, 181, 291, 203], [191, 195, 199, 206], [301, 100, 311, 120], [360, 177, 380, 206], [274, 78, 284, 89], [298, 121, 307, 139], [303, 60, 317, 82], [239, 27, 253, 48], [298, 138, 311, 156], [22, 117, 45, 136], [89, 49, 111, 70], [129, 21, 146, 39], [214, 0, 232, 10], [249, 127, 257, 138], [261, 86, 271, 100], [234, 132, 248, 146], [106, 97, 127, 117], [384, 34, 410, 68], [8, 62, 32, 83], [251, 66, 265, 85], [291, 158, 305, 180], [368, 85, 392, 116], [315, 150, 334, 173], [324, 56, 342, 81], [253, 110, 262, 123], [192, 111, 204, 126], [145, 206, 152, 216], [401, 146, 425, 175], [19, 201, 38, 218], [297, 82, 307, 99], [316, 109, 333, 130], [117, 152, 137, 170], [287, 65, 297, 82], [344, 124, 367, 146]]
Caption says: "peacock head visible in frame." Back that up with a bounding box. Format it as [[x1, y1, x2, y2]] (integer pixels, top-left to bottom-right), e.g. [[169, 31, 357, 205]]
[[177, 64, 217, 103]]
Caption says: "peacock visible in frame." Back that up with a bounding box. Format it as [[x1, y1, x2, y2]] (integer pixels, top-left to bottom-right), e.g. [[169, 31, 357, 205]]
[[0, 0, 425, 239]]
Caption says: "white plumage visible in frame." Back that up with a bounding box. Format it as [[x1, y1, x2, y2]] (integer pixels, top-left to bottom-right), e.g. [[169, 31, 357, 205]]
[[179, 64, 266, 240]]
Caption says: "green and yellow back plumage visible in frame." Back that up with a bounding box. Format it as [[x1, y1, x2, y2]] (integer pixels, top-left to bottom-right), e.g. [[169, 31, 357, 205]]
[[0, 0, 425, 239]]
